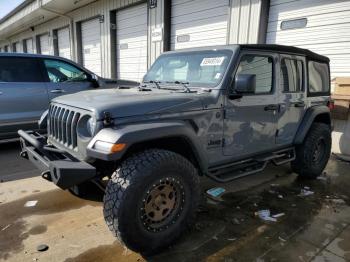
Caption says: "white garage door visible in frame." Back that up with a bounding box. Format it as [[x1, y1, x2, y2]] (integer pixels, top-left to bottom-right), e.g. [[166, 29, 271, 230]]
[[57, 27, 71, 60], [81, 18, 102, 76], [25, 38, 34, 53], [14, 42, 21, 53], [116, 3, 148, 81], [39, 34, 50, 55], [266, 0, 350, 78], [171, 0, 229, 50]]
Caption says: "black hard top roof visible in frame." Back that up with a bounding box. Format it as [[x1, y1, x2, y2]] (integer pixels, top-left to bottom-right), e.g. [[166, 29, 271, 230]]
[[240, 44, 329, 63]]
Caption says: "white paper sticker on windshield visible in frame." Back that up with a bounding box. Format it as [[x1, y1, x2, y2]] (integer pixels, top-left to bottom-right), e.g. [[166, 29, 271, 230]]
[[200, 57, 225, 66]]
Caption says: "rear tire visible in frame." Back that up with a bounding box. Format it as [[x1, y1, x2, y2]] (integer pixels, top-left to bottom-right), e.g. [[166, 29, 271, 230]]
[[103, 149, 200, 255], [291, 123, 331, 178]]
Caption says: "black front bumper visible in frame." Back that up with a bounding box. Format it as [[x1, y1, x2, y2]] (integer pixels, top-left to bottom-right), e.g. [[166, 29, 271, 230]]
[[18, 130, 96, 190]]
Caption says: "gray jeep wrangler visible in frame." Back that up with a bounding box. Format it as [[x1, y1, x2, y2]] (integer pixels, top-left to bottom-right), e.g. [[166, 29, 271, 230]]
[[19, 44, 332, 254]]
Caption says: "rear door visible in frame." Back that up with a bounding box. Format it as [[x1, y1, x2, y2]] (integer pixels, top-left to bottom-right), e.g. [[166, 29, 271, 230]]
[[0, 56, 48, 138], [41, 58, 94, 100], [276, 55, 306, 145]]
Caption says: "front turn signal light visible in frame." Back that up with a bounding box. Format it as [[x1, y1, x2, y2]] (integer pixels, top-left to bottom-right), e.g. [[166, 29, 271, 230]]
[[110, 143, 126, 153], [94, 141, 126, 153]]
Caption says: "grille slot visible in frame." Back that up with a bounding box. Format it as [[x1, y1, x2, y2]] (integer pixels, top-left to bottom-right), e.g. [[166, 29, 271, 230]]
[[48, 105, 81, 149]]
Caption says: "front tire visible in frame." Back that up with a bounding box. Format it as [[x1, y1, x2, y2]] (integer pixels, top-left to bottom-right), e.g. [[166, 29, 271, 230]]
[[103, 149, 200, 254], [291, 123, 331, 178]]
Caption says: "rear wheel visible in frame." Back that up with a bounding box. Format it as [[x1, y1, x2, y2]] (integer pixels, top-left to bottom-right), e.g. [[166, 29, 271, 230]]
[[291, 123, 331, 178], [103, 149, 200, 254]]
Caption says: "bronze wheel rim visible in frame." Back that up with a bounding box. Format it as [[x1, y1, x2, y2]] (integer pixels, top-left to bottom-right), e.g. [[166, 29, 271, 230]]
[[140, 177, 185, 232]]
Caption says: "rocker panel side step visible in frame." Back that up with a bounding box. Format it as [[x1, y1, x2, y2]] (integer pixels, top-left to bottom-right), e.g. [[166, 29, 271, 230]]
[[206, 147, 295, 183]]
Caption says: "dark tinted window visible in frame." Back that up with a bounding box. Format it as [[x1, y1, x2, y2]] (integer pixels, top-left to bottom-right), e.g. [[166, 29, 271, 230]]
[[0, 57, 43, 82], [280, 58, 303, 92], [308, 61, 329, 94], [236, 55, 273, 94]]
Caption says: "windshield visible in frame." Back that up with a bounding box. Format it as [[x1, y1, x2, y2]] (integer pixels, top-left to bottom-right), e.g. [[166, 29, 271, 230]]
[[144, 50, 232, 88]]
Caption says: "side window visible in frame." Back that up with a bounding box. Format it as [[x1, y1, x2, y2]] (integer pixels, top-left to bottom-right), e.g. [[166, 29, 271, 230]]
[[236, 55, 273, 94], [44, 59, 88, 83], [0, 57, 42, 82], [308, 61, 330, 94], [280, 58, 303, 92]]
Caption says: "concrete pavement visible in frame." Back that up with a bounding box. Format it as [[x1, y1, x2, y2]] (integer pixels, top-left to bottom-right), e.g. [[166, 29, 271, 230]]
[[0, 142, 350, 261]]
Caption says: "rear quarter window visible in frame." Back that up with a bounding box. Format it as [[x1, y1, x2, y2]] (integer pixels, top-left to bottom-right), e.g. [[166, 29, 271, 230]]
[[308, 60, 330, 95], [0, 57, 43, 82]]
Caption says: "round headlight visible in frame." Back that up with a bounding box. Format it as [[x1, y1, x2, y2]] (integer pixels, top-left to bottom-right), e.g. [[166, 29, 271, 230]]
[[77, 115, 96, 139]]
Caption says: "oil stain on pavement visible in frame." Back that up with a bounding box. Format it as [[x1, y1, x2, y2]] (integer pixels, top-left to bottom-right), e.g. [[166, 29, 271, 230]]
[[0, 189, 99, 260]]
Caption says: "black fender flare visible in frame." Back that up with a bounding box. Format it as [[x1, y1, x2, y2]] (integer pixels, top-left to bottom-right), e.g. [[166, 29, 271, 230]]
[[294, 105, 331, 144], [86, 121, 208, 172]]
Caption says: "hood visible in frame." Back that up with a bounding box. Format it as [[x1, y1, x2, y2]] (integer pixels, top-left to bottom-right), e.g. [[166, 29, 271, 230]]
[[52, 88, 205, 119]]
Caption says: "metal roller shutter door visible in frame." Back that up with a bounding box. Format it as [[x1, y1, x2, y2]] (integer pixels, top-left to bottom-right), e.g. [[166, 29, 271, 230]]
[[15, 42, 21, 53], [116, 3, 148, 81], [266, 0, 350, 78], [171, 0, 229, 50], [25, 38, 34, 53], [39, 34, 50, 55], [57, 27, 71, 60], [81, 18, 102, 76]]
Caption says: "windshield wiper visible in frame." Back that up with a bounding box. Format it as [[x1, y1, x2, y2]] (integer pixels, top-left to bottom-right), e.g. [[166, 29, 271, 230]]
[[166, 81, 191, 93], [143, 80, 161, 89]]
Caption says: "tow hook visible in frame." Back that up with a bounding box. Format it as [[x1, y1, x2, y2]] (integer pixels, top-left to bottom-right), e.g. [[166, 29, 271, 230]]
[[20, 150, 28, 159]]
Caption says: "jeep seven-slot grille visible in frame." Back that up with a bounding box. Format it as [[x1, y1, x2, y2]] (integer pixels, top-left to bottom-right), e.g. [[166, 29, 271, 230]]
[[48, 105, 80, 148]]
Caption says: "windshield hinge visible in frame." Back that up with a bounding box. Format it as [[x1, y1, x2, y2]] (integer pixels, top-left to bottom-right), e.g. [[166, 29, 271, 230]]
[[103, 111, 113, 126]]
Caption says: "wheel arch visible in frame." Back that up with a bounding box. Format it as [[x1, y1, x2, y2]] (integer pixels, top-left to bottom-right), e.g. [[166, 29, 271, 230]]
[[87, 121, 208, 173], [294, 105, 331, 144]]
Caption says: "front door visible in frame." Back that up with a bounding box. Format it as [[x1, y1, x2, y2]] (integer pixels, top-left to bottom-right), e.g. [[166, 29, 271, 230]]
[[41, 58, 93, 100], [223, 52, 278, 157], [276, 55, 306, 145], [0, 57, 48, 138]]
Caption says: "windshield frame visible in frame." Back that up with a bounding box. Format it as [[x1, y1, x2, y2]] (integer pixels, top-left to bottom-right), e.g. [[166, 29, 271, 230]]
[[143, 49, 234, 89]]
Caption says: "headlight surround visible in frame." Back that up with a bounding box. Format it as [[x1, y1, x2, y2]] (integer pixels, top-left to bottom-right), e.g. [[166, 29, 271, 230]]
[[86, 117, 96, 137]]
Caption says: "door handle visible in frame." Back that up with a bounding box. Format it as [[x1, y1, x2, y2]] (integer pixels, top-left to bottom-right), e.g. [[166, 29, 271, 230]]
[[264, 104, 279, 111], [50, 89, 65, 94], [293, 102, 305, 108]]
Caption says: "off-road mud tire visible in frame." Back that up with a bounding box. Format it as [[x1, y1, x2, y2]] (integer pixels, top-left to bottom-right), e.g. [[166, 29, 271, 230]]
[[291, 123, 331, 178], [103, 149, 200, 255]]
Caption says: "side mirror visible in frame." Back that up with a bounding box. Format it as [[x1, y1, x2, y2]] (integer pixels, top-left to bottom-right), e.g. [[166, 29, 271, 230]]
[[235, 74, 256, 94], [88, 73, 101, 88]]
